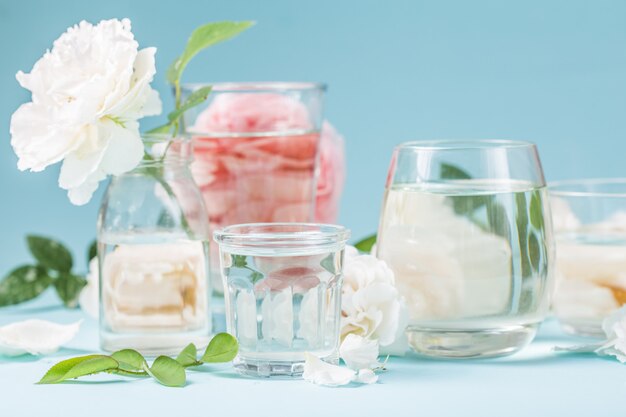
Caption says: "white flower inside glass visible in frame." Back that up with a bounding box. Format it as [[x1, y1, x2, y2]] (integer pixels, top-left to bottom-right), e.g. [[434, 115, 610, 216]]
[[550, 179, 626, 337], [214, 223, 350, 377], [376, 140, 555, 358]]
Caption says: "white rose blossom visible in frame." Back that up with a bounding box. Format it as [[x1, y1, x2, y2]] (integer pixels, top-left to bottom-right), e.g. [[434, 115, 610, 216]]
[[10, 18, 162, 205], [341, 246, 407, 352]]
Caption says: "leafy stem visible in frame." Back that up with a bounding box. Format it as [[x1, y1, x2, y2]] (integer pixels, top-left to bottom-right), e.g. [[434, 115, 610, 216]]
[[39, 333, 239, 387]]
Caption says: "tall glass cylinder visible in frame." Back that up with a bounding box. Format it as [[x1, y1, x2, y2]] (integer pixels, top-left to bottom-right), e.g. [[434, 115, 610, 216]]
[[376, 140, 555, 358], [180, 82, 325, 293], [97, 134, 211, 355]]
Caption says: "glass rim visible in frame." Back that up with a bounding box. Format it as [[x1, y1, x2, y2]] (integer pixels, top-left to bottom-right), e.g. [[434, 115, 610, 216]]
[[213, 223, 350, 248], [140, 132, 191, 143], [549, 178, 626, 198], [181, 81, 327, 93], [395, 139, 537, 151]]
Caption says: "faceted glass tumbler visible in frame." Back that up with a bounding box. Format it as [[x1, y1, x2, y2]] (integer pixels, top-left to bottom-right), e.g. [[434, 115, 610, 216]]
[[551, 179, 626, 337], [377, 140, 555, 358], [214, 223, 350, 377]]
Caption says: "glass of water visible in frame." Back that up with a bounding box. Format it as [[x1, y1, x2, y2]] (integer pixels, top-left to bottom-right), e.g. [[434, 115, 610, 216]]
[[376, 140, 555, 358], [551, 179, 626, 337], [214, 223, 350, 377]]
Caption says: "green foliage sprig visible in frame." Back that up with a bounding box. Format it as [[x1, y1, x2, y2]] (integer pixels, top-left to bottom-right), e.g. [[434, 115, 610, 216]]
[[0, 236, 93, 308], [38, 333, 238, 387]]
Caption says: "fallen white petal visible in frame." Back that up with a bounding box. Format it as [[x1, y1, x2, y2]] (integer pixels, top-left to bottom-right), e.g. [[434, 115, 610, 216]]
[[0, 320, 82, 356], [340, 334, 381, 371], [302, 352, 355, 387], [354, 368, 378, 384]]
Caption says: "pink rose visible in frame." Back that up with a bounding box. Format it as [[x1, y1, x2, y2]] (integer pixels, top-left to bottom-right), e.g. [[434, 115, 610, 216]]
[[191, 93, 345, 226]]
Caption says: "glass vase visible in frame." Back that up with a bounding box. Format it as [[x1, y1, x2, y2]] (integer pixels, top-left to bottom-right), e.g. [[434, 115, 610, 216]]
[[377, 140, 555, 358], [97, 134, 211, 355], [180, 82, 326, 293]]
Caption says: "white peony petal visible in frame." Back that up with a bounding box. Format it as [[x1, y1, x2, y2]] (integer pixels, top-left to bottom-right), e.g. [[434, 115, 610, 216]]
[[302, 352, 355, 387], [339, 334, 381, 370], [58, 124, 105, 189], [79, 258, 100, 318], [354, 368, 378, 384], [97, 119, 144, 176], [10, 103, 83, 172], [106, 47, 161, 119], [0, 320, 81, 356]]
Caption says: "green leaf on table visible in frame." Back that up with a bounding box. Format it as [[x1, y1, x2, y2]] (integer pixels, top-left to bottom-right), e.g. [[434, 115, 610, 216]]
[[111, 349, 147, 372], [26, 235, 73, 273], [87, 240, 97, 263], [0, 265, 52, 306], [38, 355, 119, 384], [147, 356, 186, 387], [53, 273, 87, 308], [354, 234, 377, 253], [176, 343, 200, 367], [167, 21, 254, 85], [201, 333, 238, 363], [167, 86, 212, 123]]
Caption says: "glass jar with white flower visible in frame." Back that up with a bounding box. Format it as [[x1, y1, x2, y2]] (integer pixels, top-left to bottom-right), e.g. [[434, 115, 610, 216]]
[[98, 133, 211, 355]]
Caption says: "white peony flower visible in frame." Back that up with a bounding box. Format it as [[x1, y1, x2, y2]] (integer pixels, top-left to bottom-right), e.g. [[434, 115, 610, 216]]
[[79, 257, 99, 318], [10, 18, 162, 205], [341, 247, 404, 347], [339, 334, 380, 370]]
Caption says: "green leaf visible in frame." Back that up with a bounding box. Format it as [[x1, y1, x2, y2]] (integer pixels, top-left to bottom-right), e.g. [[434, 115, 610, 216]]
[[147, 356, 186, 387], [176, 343, 200, 367], [354, 234, 377, 253], [87, 240, 97, 263], [26, 235, 73, 273], [53, 273, 87, 308], [0, 265, 52, 307], [146, 123, 174, 135], [201, 333, 238, 363], [111, 349, 147, 372], [38, 355, 119, 384], [231, 255, 248, 268], [529, 190, 545, 230], [167, 86, 212, 123], [440, 163, 471, 180], [167, 21, 254, 85], [320, 254, 336, 274], [250, 271, 264, 284]]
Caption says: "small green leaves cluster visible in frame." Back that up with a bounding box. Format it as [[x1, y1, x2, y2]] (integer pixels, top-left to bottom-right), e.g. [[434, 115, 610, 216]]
[[148, 21, 254, 136], [0, 236, 94, 308], [38, 333, 238, 388]]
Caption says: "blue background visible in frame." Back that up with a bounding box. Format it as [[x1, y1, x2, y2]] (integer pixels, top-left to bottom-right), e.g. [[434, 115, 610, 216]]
[[1, 0, 626, 273]]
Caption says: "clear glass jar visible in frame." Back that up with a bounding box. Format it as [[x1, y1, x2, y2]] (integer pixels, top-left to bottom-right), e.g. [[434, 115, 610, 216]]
[[180, 82, 326, 294], [97, 134, 211, 355], [377, 140, 555, 358], [214, 223, 350, 378], [551, 179, 626, 337]]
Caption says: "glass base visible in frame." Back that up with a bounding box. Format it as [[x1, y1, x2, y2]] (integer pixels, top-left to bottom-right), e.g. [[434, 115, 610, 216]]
[[233, 353, 337, 378], [406, 323, 538, 359], [100, 328, 211, 357], [558, 318, 604, 338]]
